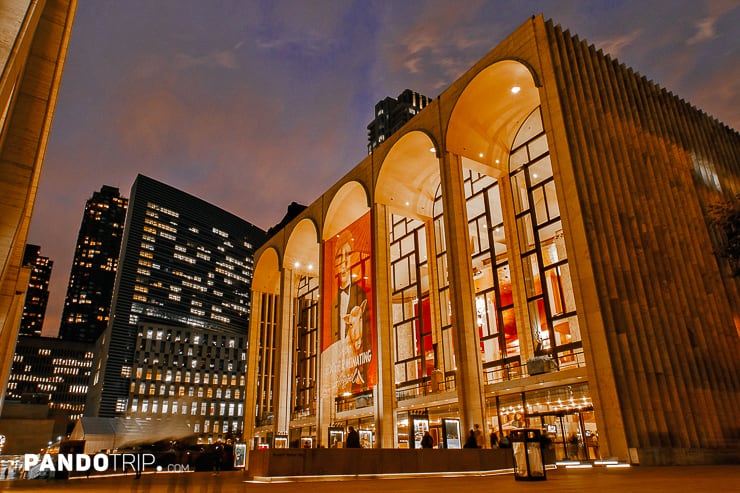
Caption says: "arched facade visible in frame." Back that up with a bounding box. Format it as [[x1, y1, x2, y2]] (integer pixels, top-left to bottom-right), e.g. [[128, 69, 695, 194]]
[[245, 15, 740, 466]]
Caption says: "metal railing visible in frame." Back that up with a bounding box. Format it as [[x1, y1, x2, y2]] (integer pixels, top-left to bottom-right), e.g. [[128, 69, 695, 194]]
[[483, 348, 586, 384], [484, 361, 524, 384], [335, 392, 374, 413], [395, 373, 456, 402]]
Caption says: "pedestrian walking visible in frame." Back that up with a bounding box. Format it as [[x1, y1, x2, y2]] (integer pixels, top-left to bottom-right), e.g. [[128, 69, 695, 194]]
[[346, 426, 361, 448], [421, 431, 434, 448]]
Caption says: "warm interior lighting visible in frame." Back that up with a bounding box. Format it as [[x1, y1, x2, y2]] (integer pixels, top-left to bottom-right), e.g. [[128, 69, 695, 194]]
[[510, 86, 521, 94], [429, 147, 436, 153]]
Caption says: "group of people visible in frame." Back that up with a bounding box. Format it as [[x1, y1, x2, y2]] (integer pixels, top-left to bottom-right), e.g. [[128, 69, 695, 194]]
[[345, 424, 513, 449], [463, 424, 485, 448], [463, 424, 510, 448]]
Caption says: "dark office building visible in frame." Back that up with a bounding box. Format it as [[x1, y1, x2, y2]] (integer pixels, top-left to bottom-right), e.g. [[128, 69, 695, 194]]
[[59, 186, 128, 343], [125, 321, 247, 443], [88, 175, 265, 419], [6, 335, 94, 422], [367, 89, 432, 153], [19, 245, 53, 337]]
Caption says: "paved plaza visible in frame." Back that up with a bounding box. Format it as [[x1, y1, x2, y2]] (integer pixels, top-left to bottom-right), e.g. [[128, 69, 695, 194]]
[[1, 465, 739, 493]]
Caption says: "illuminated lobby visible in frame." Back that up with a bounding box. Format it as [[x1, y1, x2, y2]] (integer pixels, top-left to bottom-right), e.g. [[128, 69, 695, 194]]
[[245, 15, 740, 466]]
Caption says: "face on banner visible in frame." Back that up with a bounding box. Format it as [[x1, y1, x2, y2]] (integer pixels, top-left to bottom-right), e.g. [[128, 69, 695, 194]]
[[322, 212, 376, 397]]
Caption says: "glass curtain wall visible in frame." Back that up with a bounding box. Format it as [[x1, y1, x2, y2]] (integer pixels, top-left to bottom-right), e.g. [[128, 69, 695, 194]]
[[292, 275, 319, 419], [255, 292, 279, 427], [464, 169, 521, 383], [509, 108, 583, 367], [433, 187, 456, 387], [390, 214, 433, 399]]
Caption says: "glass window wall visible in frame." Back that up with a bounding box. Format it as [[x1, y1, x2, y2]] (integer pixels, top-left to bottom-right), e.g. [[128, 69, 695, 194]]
[[292, 275, 319, 418], [390, 215, 433, 399], [464, 168, 521, 383], [509, 108, 583, 367]]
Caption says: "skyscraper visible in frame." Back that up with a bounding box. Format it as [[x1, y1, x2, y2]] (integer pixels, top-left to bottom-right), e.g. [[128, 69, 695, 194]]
[[18, 245, 53, 337], [367, 89, 431, 153], [88, 175, 265, 427], [6, 335, 94, 422], [59, 186, 128, 343]]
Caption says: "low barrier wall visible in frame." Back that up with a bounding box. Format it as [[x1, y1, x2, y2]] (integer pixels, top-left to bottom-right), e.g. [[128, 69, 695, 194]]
[[247, 448, 555, 478]]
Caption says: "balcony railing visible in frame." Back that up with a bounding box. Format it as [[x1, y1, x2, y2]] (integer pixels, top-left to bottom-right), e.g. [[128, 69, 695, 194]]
[[483, 360, 523, 384], [335, 391, 373, 413], [484, 348, 586, 383], [396, 372, 456, 402], [291, 407, 316, 421]]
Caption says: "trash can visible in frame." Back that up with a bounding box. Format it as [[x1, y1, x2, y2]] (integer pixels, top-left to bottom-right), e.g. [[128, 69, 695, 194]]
[[510, 428, 546, 481]]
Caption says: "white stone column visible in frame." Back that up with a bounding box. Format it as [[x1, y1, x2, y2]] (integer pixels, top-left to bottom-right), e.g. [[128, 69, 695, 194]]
[[273, 268, 295, 436], [372, 202, 396, 447]]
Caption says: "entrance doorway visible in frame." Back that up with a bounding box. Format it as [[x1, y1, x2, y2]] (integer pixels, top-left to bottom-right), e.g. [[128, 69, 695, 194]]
[[530, 407, 597, 460]]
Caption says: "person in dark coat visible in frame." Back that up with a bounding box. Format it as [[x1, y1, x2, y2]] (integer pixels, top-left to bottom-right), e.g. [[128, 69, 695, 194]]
[[490, 430, 499, 448], [345, 426, 361, 448], [463, 429, 478, 448], [421, 431, 434, 448]]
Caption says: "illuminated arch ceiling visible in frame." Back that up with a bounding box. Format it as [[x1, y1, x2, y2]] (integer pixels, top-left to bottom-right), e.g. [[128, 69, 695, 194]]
[[284, 219, 320, 276], [323, 181, 370, 241], [447, 59, 540, 175], [251, 247, 281, 294], [375, 131, 440, 220]]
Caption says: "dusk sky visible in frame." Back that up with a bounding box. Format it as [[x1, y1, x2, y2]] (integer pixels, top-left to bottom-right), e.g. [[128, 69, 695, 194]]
[[29, 0, 739, 336]]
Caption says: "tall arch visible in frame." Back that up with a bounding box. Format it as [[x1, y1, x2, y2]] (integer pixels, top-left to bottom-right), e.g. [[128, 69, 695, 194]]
[[284, 219, 321, 427], [284, 218, 320, 275], [251, 247, 281, 294], [323, 181, 370, 241], [447, 59, 540, 175], [320, 181, 374, 442], [375, 131, 440, 219]]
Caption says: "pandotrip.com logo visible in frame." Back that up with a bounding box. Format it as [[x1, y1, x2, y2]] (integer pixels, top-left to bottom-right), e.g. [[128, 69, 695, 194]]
[[24, 453, 158, 474]]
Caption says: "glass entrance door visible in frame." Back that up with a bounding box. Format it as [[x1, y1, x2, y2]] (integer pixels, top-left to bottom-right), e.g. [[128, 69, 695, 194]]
[[533, 409, 597, 460]]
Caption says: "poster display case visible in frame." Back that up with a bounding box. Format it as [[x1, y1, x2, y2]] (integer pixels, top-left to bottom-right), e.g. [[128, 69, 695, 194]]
[[442, 418, 461, 449], [359, 429, 374, 448], [274, 436, 288, 448], [328, 428, 345, 448], [412, 417, 430, 449], [233, 443, 246, 468]]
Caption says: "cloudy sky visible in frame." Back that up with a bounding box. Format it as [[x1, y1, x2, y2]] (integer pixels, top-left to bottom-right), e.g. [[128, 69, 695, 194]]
[[29, 0, 739, 336]]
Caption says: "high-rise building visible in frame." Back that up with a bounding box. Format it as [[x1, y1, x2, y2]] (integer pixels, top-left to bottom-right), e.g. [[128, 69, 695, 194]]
[[59, 186, 128, 343], [0, 1, 76, 413], [6, 335, 94, 422], [367, 89, 432, 153], [125, 322, 247, 443], [88, 175, 265, 431], [247, 15, 740, 467], [19, 245, 53, 337]]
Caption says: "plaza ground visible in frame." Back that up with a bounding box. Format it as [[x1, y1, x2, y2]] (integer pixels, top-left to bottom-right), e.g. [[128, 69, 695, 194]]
[[1, 465, 739, 492]]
